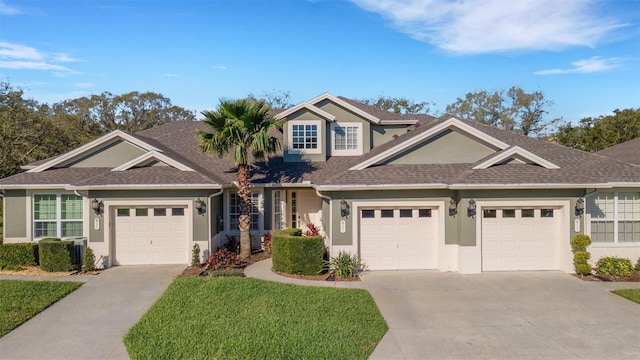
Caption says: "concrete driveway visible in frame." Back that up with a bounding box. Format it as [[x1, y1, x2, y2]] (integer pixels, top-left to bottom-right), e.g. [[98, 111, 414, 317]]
[[362, 271, 640, 360], [0, 265, 183, 360]]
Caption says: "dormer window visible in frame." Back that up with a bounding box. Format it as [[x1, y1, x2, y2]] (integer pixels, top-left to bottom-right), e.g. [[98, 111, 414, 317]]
[[331, 122, 363, 156], [288, 120, 321, 154]]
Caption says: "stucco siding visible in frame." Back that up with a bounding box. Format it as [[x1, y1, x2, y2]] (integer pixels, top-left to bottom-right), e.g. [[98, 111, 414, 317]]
[[283, 109, 327, 162], [371, 125, 409, 148], [67, 140, 146, 168], [384, 129, 496, 165], [4, 190, 27, 239]]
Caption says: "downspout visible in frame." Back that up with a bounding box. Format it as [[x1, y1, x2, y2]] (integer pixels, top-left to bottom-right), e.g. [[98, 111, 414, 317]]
[[315, 188, 333, 255], [0, 189, 4, 241], [207, 188, 224, 253]]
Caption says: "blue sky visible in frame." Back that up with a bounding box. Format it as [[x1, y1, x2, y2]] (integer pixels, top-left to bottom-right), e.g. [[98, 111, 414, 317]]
[[1, 0, 638, 123]]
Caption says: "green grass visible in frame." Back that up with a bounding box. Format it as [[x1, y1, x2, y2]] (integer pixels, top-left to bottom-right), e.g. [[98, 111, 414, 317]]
[[125, 277, 388, 360], [612, 288, 640, 304], [0, 280, 83, 337]]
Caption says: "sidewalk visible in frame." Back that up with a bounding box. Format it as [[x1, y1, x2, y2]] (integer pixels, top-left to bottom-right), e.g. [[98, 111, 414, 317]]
[[244, 258, 365, 288]]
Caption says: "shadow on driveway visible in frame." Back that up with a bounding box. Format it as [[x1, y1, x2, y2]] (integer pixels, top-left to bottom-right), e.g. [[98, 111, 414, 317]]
[[362, 271, 640, 360], [0, 265, 183, 360]]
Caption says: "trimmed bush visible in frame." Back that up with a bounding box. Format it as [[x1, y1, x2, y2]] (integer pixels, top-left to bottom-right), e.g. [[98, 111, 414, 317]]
[[82, 246, 96, 271], [191, 244, 201, 267], [39, 238, 77, 272], [0, 243, 39, 266], [595, 256, 634, 277], [571, 235, 592, 250], [573, 251, 591, 263], [635, 258, 640, 271], [324, 251, 362, 279], [272, 229, 324, 275]]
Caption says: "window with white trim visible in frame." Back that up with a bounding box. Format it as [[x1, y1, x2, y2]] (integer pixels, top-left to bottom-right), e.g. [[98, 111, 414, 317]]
[[588, 192, 640, 243], [33, 194, 83, 239], [272, 190, 284, 231], [229, 192, 260, 231], [330, 122, 362, 156], [288, 121, 321, 154]]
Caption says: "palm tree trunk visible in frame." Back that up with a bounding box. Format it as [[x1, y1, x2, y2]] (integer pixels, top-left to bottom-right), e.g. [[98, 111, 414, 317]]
[[237, 163, 252, 259]]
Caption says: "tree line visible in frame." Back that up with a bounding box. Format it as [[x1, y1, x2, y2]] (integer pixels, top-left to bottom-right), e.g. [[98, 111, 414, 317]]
[[1, 82, 637, 179]]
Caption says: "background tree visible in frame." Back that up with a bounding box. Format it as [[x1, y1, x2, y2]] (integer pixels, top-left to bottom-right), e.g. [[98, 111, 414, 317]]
[[446, 86, 557, 137], [358, 96, 434, 114], [554, 108, 640, 152], [247, 90, 293, 110], [197, 99, 282, 259]]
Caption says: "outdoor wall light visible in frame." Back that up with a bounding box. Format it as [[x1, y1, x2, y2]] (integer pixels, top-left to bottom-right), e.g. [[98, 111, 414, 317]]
[[467, 199, 477, 218], [195, 198, 206, 215], [91, 198, 103, 215], [448, 198, 457, 216], [575, 197, 585, 217], [340, 198, 349, 217]]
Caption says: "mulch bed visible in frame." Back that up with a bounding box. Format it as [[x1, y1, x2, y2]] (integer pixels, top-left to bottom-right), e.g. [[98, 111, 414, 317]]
[[179, 251, 361, 281], [572, 270, 640, 282]]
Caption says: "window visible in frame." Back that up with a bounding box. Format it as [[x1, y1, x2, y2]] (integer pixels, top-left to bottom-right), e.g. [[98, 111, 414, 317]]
[[521, 209, 535, 218], [230, 192, 260, 231], [117, 208, 130, 217], [483, 209, 497, 218], [33, 194, 83, 239], [154, 208, 166, 216], [418, 209, 432, 218], [135, 208, 148, 216], [589, 192, 640, 243], [399, 209, 413, 218], [541, 209, 554, 218], [503, 209, 516, 218], [381, 209, 394, 218], [361, 209, 375, 218], [331, 122, 362, 156], [289, 122, 320, 154], [273, 190, 283, 231], [172, 208, 185, 216]]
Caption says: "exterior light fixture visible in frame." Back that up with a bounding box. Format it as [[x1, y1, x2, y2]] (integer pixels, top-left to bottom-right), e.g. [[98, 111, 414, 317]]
[[340, 198, 349, 217], [195, 198, 206, 215], [91, 198, 103, 215], [449, 198, 457, 216], [467, 199, 476, 218], [575, 197, 585, 217]]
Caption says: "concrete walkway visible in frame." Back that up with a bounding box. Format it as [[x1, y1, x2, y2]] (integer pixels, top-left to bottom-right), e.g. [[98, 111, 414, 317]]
[[244, 258, 364, 288], [0, 265, 183, 360]]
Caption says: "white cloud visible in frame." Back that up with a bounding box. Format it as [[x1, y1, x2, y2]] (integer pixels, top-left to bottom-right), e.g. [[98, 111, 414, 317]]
[[52, 53, 82, 63], [213, 65, 228, 70], [0, 42, 41, 60], [349, 0, 622, 54], [0, 60, 72, 72], [0, 1, 21, 15], [534, 57, 624, 75]]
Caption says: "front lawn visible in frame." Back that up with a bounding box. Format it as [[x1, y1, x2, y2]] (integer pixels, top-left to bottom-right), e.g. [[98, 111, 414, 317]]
[[0, 280, 83, 337], [612, 288, 640, 304], [125, 277, 387, 360]]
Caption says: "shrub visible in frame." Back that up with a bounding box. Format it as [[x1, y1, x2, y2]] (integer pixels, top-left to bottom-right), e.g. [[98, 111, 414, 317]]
[[595, 257, 634, 277], [0, 261, 24, 271], [39, 238, 77, 272], [191, 244, 201, 267], [82, 247, 96, 271], [205, 248, 246, 270], [0, 243, 39, 266], [571, 235, 591, 250], [635, 257, 640, 271], [262, 232, 272, 253], [303, 223, 321, 237], [575, 262, 592, 276], [324, 251, 362, 279], [271, 229, 324, 275], [224, 235, 239, 254], [573, 251, 591, 263]]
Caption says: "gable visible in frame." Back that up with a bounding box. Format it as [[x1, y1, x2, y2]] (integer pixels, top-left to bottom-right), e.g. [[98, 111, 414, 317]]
[[382, 129, 496, 165], [314, 99, 375, 124], [64, 140, 147, 168]]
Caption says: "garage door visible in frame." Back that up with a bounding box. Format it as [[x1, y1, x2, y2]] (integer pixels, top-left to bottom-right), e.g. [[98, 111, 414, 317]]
[[482, 207, 561, 271], [360, 207, 438, 270], [114, 207, 188, 265]]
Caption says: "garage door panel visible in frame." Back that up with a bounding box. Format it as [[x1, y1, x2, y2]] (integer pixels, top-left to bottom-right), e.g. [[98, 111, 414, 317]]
[[482, 207, 561, 271], [360, 207, 438, 270], [114, 206, 188, 265]]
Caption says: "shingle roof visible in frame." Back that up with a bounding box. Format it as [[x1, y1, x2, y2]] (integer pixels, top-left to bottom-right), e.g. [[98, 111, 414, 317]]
[[3, 98, 640, 190], [595, 137, 640, 165]]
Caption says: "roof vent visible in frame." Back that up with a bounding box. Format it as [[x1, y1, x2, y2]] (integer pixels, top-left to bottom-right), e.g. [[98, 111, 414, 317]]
[[393, 134, 399, 139]]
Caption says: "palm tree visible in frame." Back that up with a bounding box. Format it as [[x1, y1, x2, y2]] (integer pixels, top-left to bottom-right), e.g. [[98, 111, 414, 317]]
[[197, 98, 281, 259]]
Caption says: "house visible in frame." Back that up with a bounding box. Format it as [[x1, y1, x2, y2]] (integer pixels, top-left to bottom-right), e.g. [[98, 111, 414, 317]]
[[596, 137, 640, 166], [1, 93, 639, 273]]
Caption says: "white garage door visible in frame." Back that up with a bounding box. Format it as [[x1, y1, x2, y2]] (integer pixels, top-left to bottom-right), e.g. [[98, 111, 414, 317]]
[[114, 207, 188, 265], [360, 207, 438, 270], [482, 207, 562, 271]]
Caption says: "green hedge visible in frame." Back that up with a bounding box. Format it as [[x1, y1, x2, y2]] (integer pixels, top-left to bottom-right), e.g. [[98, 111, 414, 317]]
[[595, 256, 634, 277], [38, 238, 77, 272], [0, 243, 39, 266], [271, 229, 324, 275]]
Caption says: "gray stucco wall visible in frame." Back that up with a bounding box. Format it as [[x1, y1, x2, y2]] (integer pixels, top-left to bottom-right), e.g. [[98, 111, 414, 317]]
[[384, 129, 495, 165], [371, 125, 409, 148], [283, 108, 327, 162], [68, 140, 146, 167], [4, 190, 27, 238]]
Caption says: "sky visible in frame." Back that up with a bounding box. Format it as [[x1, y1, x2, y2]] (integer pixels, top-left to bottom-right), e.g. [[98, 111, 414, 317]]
[[0, 0, 639, 123]]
